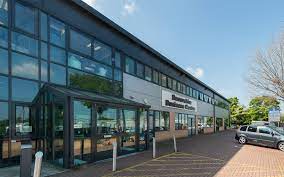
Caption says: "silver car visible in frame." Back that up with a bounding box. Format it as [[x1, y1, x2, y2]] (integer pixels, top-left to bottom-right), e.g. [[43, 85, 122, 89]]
[[235, 125, 284, 151]]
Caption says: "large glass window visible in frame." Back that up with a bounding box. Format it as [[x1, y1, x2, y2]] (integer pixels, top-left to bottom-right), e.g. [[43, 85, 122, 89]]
[[154, 111, 169, 131], [50, 45, 66, 65], [145, 66, 152, 81], [175, 113, 188, 130], [50, 17, 65, 47], [120, 109, 136, 133], [12, 78, 38, 102], [74, 100, 91, 137], [114, 51, 121, 68], [97, 107, 117, 135], [0, 102, 8, 138], [172, 80, 177, 91], [15, 106, 32, 136], [0, 76, 8, 100], [15, 2, 36, 34], [167, 77, 172, 89], [136, 62, 144, 78], [93, 40, 112, 65], [0, 26, 7, 48], [160, 74, 167, 87], [50, 63, 66, 85], [12, 32, 38, 57], [40, 12, 47, 41], [125, 57, 135, 75], [12, 52, 39, 80], [0, 48, 8, 74], [0, 0, 8, 26], [68, 53, 112, 79], [153, 70, 159, 84], [70, 30, 92, 56], [68, 69, 113, 94], [41, 42, 47, 60]]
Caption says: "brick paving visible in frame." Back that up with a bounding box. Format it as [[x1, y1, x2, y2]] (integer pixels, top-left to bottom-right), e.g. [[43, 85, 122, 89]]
[[50, 130, 284, 177]]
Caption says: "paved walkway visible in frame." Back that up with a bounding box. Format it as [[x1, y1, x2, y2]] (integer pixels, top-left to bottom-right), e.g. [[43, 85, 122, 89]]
[[51, 130, 284, 177]]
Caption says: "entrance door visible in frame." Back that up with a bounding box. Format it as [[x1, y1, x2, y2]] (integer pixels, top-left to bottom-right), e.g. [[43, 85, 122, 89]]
[[73, 100, 92, 165], [46, 102, 65, 166], [187, 115, 196, 136]]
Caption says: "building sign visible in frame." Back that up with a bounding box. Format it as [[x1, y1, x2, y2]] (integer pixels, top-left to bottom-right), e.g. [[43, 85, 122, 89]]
[[268, 107, 281, 122], [161, 90, 197, 112]]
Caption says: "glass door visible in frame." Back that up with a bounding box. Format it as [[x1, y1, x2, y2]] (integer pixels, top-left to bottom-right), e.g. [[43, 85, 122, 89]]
[[73, 100, 92, 165], [188, 115, 196, 136], [119, 109, 136, 155]]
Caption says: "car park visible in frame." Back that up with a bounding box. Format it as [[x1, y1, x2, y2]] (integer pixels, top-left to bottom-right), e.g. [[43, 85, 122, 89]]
[[235, 125, 284, 151]]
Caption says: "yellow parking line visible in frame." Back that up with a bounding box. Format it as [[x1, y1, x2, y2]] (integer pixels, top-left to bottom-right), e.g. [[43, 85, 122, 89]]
[[144, 162, 224, 166], [126, 166, 219, 172], [176, 152, 225, 161]]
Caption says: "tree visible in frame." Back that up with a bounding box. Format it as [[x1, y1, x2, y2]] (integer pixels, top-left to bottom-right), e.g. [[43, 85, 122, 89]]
[[247, 96, 280, 121], [228, 97, 248, 125], [248, 35, 284, 101]]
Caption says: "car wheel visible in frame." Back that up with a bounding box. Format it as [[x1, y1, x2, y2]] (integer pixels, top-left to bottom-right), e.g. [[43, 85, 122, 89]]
[[278, 142, 284, 152], [238, 136, 246, 144]]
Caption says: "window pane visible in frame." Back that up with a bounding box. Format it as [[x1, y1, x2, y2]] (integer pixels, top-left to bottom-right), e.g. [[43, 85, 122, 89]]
[[50, 63, 66, 85], [161, 74, 167, 87], [40, 12, 47, 41], [167, 77, 172, 89], [12, 78, 38, 102], [41, 61, 48, 82], [114, 69, 122, 81], [0, 0, 8, 26], [120, 109, 136, 133], [0, 76, 8, 100], [74, 100, 91, 137], [15, 2, 36, 34], [172, 80, 177, 91], [0, 102, 8, 138], [97, 107, 117, 135], [114, 51, 121, 68], [259, 127, 271, 134], [145, 66, 152, 81], [68, 69, 113, 94], [125, 57, 135, 75], [15, 106, 32, 135], [153, 70, 159, 84], [0, 48, 8, 74], [136, 62, 144, 78], [12, 52, 38, 80], [12, 32, 38, 57], [68, 53, 112, 79], [70, 30, 91, 56], [50, 45, 66, 65], [0, 26, 8, 48], [113, 82, 122, 97], [240, 126, 247, 131], [50, 17, 65, 47], [93, 40, 112, 65], [41, 42, 47, 60], [247, 126, 257, 132]]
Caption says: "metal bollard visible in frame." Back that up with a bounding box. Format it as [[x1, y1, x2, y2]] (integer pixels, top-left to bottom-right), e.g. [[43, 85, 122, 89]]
[[152, 137, 156, 158], [33, 151, 43, 177], [112, 141, 117, 172], [20, 144, 32, 177], [173, 135, 177, 152]]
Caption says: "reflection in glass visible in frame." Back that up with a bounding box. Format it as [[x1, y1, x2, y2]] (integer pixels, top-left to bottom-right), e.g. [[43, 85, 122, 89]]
[[15, 2, 36, 34], [153, 70, 159, 84], [0, 0, 8, 26], [0, 76, 8, 100], [50, 45, 66, 65], [120, 109, 136, 153], [12, 32, 38, 57], [114, 69, 122, 81], [0, 102, 8, 138], [155, 111, 169, 131], [93, 40, 112, 65], [50, 17, 65, 48], [12, 78, 38, 102], [97, 107, 117, 135], [0, 26, 8, 48], [12, 52, 38, 80], [139, 111, 147, 150], [145, 66, 152, 81], [68, 52, 112, 79], [113, 82, 123, 97], [15, 106, 32, 136], [50, 63, 66, 85], [41, 61, 48, 82], [68, 69, 113, 94], [0, 48, 8, 74], [125, 57, 135, 75], [70, 30, 91, 56], [114, 51, 121, 68], [136, 62, 144, 78]]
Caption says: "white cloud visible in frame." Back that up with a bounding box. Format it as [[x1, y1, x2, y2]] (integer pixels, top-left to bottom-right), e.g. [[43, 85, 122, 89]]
[[121, 0, 137, 16], [13, 62, 38, 79], [186, 66, 204, 79]]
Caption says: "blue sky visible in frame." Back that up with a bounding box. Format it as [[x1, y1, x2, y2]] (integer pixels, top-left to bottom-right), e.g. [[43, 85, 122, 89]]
[[83, 0, 284, 106]]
